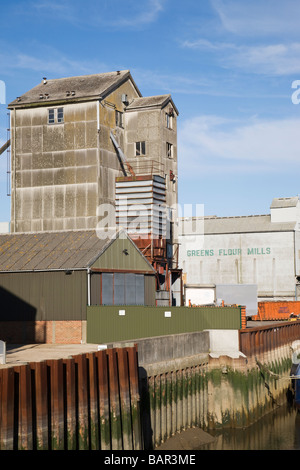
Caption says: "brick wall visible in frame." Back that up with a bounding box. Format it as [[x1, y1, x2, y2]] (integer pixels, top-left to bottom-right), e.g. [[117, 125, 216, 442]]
[[0, 321, 83, 344]]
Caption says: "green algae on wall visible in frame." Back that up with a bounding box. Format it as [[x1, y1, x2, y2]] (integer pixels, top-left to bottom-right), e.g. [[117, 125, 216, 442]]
[[145, 355, 293, 448]]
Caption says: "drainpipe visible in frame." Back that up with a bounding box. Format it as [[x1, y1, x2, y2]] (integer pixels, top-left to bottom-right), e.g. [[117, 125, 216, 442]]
[[97, 99, 101, 133], [13, 108, 16, 232], [294, 230, 298, 300], [87, 268, 91, 306]]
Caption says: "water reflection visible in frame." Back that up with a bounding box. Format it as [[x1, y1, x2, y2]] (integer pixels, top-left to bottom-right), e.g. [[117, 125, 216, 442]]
[[200, 404, 300, 450]]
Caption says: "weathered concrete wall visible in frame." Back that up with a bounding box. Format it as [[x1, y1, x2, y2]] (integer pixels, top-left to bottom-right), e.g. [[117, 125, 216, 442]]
[[124, 104, 179, 248], [179, 230, 296, 301], [10, 77, 180, 237], [10, 79, 140, 232], [136, 332, 294, 449], [112, 331, 210, 366], [11, 102, 100, 231]]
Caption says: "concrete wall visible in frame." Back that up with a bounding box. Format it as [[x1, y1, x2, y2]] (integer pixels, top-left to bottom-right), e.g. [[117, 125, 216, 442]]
[[140, 335, 293, 448], [111, 329, 243, 366], [11, 102, 100, 232], [124, 105, 179, 248], [10, 79, 140, 232], [10, 78, 179, 238], [111, 330, 210, 366], [207, 329, 241, 358]]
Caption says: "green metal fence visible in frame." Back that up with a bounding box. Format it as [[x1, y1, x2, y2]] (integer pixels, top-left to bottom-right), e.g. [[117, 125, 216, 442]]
[[87, 305, 242, 344]]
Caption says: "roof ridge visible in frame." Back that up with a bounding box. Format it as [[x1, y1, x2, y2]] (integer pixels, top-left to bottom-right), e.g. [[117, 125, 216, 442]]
[[43, 70, 130, 82]]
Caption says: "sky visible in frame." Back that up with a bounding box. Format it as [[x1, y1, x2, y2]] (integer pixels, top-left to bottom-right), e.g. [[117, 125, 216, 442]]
[[1, 0, 300, 223]]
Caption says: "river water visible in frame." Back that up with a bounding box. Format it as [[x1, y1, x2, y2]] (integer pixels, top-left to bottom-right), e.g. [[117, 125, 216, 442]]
[[200, 404, 300, 450]]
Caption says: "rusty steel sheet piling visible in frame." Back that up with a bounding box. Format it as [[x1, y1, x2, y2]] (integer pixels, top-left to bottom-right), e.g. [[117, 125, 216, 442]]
[[74, 354, 90, 450], [126, 345, 142, 450], [117, 347, 133, 450], [107, 348, 122, 449], [0, 345, 142, 450], [17, 364, 33, 450], [63, 357, 76, 450], [30, 361, 48, 450], [97, 349, 111, 450], [87, 352, 100, 450], [0, 367, 15, 450], [47, 359, 64, 450]]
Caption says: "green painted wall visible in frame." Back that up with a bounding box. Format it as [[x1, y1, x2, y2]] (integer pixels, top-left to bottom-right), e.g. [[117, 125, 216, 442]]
[[91, 237, 154, 272], [0, 270, 87, 321], [87, 305, 242, 344]]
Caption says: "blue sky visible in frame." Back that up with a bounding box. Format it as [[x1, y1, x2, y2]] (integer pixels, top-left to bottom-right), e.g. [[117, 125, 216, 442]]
[[1, 0, 300, 223]]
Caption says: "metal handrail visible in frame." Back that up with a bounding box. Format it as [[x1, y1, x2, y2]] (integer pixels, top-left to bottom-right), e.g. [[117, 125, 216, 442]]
[[239, 321, 300, 357]]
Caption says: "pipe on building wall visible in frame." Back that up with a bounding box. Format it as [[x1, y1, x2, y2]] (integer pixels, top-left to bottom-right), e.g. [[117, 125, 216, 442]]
[[13, 108, 16, 231], [294, 230, 298, 301], [97, 99, 101, 133], [87, 268, 91, 306]]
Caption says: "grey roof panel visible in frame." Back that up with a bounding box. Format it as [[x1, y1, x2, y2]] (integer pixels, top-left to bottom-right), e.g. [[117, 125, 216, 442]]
[[0, 229, 156, 273], [203, 215, 296, 234], [0, 230, 111, 271], [180, 214, 296, 235], [8, 70, 141, 107], [126, 94, 179, 115], [270, 197, 299, 209]]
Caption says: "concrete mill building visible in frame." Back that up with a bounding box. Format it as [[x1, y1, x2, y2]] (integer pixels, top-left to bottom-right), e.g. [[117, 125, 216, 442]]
[[179, 196, 300, 311], [5, 70, 181, 305]]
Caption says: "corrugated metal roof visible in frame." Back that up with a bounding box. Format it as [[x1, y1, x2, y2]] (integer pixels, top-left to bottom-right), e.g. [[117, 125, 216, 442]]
[[205, 215, 297, 234], [181, 214, 296, 235], [0, 229, 155, 272], [8, 70, 141, 107]]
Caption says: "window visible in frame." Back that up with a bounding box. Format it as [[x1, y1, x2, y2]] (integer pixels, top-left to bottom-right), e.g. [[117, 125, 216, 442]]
[[48, 107, 64, 124], [135, 141, 146, 156], [166, 112, 172, 129], [166, 142, 173, 159], [57, 108, 64, 123], [48, 109, 55, 124], [95, 273, 145, 305], [115, 110, 123, 127]]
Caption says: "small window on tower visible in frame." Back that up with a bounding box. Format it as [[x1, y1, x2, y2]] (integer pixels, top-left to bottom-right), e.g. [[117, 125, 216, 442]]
[[166, 142, 173, 159], [115, 110, 123, 127], [48, 107, 64, 124], [57, 108, 64, 123], [48, 109, 55, 124], [166, 112, 172, 129], [135, 141, 146, 156]]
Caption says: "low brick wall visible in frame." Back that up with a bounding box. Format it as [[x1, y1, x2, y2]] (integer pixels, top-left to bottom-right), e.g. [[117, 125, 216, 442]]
[[0, 321, 83, 344]]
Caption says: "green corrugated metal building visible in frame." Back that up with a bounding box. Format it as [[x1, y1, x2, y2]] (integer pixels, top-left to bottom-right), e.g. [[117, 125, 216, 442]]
[[0, 229, 156, 343]]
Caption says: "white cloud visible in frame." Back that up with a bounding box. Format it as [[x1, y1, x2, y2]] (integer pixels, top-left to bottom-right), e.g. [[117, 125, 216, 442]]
[[178, 115, 300, 176], [109, 0, 166, 28], [226, 42, 300, 76], [182, 38, 300, 76], [0, 46, 111, 78], [211, 0, 300, 37], [28, 0, 166, 29]]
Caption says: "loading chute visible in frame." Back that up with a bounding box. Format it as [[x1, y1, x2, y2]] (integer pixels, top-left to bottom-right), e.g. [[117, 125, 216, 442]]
[[0, 139, 10, 156], [110, 132, 135, 178]]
